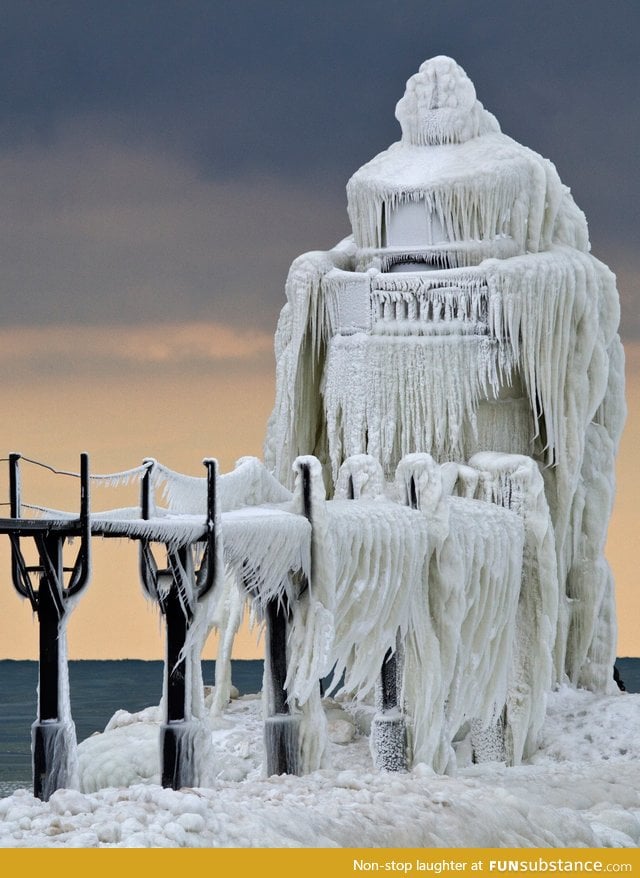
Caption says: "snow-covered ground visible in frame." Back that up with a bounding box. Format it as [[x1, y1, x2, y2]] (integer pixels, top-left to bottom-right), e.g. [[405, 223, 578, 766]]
[[1, 685, 640, 848]]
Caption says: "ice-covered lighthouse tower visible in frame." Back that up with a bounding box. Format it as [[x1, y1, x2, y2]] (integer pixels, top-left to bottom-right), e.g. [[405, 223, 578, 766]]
[[265, 57, 625, 694]]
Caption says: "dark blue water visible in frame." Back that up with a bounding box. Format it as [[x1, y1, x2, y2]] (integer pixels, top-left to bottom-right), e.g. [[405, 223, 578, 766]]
[[614, 657, 640, 694], [0, 658, 637, 793], [0, 659, 264, 789]]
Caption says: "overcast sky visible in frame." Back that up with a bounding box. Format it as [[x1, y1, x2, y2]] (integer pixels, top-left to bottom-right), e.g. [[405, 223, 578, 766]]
[[0, 0, 638, 342]]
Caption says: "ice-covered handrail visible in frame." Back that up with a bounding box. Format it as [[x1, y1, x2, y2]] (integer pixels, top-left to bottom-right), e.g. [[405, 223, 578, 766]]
[[324, 266, 496, 338], [3, 452, 293, 523], [152, 456, 293, 514], [335, 454, 385, 500], [6, 502, 210, 549], [395, 453, 445, 514], [14, 454, 150, 485], [1, 455, 308, 589], [280, 452, 526, 772]]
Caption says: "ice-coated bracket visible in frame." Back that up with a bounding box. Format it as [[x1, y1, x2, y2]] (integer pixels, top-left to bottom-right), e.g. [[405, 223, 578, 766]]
[[3, 452, 92, 800], [371, 640, 407, 772], [138, 457, 218, 790], [262, 458, 314, 777]]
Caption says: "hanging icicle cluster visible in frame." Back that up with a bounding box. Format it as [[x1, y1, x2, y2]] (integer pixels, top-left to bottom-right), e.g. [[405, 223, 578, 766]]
[[323, 333, 503, 479], [467, 453, 559, 762], [264, 55, 625, 697], [277, 453, 526, 773], [265, 242, 356, 488]]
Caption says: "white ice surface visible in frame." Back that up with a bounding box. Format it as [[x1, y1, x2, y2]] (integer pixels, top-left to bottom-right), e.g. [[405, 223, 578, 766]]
[[1, 687, 639, 848], [265, 57, 626, 700]]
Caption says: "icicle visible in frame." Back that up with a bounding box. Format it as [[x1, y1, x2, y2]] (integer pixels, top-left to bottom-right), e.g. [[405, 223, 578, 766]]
[[483, 248, 624, 688], [470, 453, 558, 762], [153, 456, 293, 515], [264, 242, 357, 488], [209, 574, 246, 716], [323, 333, 505, 479], [347, 162, 528, 253], [264, 715, 300, 776], [223, 508, 310, 608], [32, 720, 79, 801]]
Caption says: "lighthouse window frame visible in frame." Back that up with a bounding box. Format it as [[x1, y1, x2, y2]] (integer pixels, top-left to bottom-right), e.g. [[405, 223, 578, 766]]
[[385, 199, 449, 247]]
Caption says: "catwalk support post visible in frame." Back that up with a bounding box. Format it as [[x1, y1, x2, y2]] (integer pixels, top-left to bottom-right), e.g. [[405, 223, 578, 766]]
[[5, 453, 92, 799], [139, 457, 218, 790]]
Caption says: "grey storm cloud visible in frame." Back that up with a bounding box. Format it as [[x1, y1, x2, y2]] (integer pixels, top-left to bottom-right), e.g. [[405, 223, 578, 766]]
[[0, 0, 637, 335]]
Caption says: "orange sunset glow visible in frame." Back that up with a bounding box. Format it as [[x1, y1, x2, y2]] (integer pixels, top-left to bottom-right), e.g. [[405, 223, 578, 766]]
[[0, 322, 276, 661], [0, 328, 637, 660]]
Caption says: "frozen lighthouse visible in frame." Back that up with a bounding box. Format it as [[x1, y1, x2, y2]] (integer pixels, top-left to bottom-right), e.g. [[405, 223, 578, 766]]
[[265, 55, 626, 760], [0, 58, 628, 805]]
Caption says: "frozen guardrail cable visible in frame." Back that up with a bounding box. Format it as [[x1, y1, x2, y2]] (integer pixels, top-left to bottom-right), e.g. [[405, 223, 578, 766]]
[[14, 454, 150, 484]]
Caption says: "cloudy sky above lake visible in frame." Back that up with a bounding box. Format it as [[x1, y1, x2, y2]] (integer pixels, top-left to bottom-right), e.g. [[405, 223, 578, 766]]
[[0, 0, 638, 657]]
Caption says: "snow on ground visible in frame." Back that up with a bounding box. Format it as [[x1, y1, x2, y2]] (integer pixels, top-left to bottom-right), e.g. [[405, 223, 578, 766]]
[[1, 685, 640, 848]]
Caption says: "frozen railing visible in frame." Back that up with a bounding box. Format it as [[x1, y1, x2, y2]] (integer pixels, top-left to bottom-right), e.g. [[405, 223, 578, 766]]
[[302, 452, 536, 773], [0, 453, 220, 799], [322, 452, 553, 772], [370, 279, 490, 335], [0, 453, 310, 798], [324, 266, 491, 337], [0, 450, 550, 794]]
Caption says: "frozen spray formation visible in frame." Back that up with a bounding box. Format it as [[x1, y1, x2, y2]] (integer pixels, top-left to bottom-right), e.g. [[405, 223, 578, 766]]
[[0, 57, 629, 816], [263, 55, 626, 770], [43, 56, 625, 795]]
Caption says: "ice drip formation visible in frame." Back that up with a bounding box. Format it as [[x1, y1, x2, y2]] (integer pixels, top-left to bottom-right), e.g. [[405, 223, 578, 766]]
[[3, 57, 627, 796], [262, 56, 625, 770]]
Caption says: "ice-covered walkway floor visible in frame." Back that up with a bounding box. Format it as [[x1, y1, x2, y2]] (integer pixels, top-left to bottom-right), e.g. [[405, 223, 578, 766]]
[[1, 686, 639, 848]]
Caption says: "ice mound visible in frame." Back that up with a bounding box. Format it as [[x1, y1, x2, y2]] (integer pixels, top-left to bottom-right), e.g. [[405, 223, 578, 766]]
[[395, 55, 500, 145], [3, 689, 640, 847]]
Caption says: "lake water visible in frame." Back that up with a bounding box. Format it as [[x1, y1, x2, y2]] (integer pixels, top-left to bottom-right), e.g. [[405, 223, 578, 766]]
[[1, 657, 637, 795], [0, 659, 263, 794]]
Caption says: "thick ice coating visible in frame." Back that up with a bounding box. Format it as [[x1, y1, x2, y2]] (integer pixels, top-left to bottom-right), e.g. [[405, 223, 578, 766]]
[[32, 57, 624, 793], [265, 55, 625, 720], [395, 55, 500, 147]]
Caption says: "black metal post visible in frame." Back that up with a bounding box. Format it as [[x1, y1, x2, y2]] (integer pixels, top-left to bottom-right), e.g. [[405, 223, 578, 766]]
[[1, 453, 93, 799], [9, 453, 21, 517], [32, 535, 67, 800], [161, 548, 192, 789], [380, 648, 398, 712], [371, 637, 407, 772], [266, 598, 289, 716], [161, 546, 195, 790], [261, 458, 315, 776], [264, 595, 299, 776], [37, 538, 62, 722], [137, 459, 220, 790]]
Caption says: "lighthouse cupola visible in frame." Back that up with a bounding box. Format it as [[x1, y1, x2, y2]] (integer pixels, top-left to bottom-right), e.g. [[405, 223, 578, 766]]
[[346, 56, 588, 272]]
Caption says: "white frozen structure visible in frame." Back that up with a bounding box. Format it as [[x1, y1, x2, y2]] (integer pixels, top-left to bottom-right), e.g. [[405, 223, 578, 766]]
[[5, 57, 626, 800], [258, 56, 625, 772]]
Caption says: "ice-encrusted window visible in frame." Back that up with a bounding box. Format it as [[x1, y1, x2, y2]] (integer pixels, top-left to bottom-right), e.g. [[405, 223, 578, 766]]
[[384, 200, 449, 247]]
